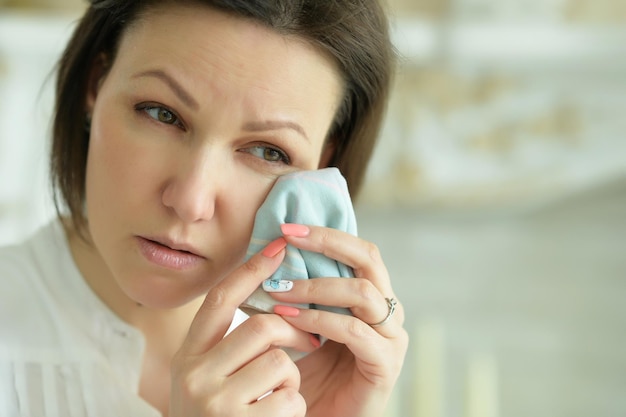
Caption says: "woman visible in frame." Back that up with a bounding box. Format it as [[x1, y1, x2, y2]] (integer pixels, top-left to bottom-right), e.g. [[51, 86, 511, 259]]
[[0, 0, 408, 416]]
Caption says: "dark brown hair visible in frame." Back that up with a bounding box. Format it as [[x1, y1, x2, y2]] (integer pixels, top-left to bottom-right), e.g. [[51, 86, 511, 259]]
[[51, 0, 395, 233]]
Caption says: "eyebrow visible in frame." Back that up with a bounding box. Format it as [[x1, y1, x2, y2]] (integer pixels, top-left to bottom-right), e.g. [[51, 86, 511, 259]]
[[133, 69, 199, 111], [243, 120, 310, 142], [134, 69, 309, 142]]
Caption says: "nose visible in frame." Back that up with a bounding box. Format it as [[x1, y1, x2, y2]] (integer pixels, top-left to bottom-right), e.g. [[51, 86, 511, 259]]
[[161, 150, 221, 223]]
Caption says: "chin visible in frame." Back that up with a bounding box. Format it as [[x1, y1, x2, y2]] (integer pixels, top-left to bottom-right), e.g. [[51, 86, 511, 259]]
[[123, 272, 209, 309]]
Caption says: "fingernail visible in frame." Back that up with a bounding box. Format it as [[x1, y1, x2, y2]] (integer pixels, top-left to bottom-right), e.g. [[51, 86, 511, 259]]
[[263, 279, 293, 293], [281, 223, 310, 238], [309, 333, 321, 349], [262, 238, 287, 258], [274, 305, 300, 317]]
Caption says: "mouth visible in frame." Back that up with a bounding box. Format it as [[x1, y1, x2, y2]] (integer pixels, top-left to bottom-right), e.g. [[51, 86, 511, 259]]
[[153, 236, 203, 256], [136, 236, 205, 270]]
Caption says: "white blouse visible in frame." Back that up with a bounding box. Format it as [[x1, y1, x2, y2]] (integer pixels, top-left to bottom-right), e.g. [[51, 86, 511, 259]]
[[0, 220, 247, 416]]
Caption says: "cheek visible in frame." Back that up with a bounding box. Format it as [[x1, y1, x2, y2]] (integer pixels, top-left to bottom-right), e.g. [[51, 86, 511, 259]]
[[85, 124, 116, 214], [221, 173, 277, 258], [85, 117, 157, 219]]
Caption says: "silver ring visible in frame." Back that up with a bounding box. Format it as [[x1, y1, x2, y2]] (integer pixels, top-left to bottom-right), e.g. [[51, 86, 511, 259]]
[[370, 297, 397, 327]]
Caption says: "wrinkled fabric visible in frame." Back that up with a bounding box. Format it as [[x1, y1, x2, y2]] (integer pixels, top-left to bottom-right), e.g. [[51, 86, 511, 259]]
[[241, 168, 356, 316]]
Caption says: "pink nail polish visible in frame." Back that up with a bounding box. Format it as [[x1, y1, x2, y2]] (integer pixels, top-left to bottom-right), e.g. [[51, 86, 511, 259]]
[[309, 333, 321, 349], [280, 223, 310, 238], [274, 305, 300, 317], [262, 238, 287, 258]]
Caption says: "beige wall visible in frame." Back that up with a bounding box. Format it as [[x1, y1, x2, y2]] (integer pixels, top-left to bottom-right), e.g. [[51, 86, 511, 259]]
[[358, 0, 626, 210]]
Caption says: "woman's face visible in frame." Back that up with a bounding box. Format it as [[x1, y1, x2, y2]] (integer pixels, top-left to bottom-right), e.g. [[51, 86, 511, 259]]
[[84, 4, 343, 308]]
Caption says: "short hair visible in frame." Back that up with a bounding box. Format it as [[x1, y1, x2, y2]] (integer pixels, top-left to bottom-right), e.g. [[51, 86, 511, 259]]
[[50, 0, 395, 233]]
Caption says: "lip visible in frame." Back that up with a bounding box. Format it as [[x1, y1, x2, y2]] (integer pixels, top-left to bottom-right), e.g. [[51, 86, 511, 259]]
[[136, 236, 205, 270]]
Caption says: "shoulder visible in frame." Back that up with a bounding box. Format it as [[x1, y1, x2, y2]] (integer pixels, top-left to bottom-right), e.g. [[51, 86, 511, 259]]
[[0, 219, 64, 287], [0, 230, 45, 305], [0, 220, 70, 344]]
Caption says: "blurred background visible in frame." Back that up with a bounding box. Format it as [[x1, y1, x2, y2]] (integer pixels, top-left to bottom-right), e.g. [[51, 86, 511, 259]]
[[1, 0, 625, 416]]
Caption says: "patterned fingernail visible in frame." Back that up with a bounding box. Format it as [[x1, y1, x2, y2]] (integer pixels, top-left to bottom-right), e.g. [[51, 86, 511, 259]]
[[280, 223, 310, 238], [274, 305, 300, 317], [263, 279, 293, 293]]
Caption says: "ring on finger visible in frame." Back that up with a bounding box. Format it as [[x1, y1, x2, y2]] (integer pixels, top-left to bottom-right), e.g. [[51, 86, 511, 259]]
[[369, 297, 398, 327]]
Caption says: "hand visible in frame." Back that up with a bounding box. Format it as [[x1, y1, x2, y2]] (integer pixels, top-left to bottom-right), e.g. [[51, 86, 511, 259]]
[[169, 238, 317, 417], [268, 224, 409, 417]]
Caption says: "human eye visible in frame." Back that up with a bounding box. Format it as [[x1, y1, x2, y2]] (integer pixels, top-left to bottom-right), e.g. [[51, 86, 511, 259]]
[[244, 145, 291, 165], [135, 103, 185, 129]]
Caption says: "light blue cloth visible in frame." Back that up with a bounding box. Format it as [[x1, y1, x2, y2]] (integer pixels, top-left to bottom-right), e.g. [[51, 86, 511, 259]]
[[241, 168, 356, 317]]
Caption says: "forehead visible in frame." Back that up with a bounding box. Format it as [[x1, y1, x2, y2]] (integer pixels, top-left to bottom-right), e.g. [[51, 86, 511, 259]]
[[109, 3, 343, 133], [119, 3, 341, 84]]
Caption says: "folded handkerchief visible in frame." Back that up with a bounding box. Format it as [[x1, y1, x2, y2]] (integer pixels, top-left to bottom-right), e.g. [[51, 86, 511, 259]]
[[240, 167, 356, 317]]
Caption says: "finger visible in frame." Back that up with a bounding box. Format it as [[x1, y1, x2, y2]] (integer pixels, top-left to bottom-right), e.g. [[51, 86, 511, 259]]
[[208, 314, 316, 376], [270, 277, 402, 328], [171, 315, 310, 417], [287, 308, 388, 365], [223, 347, 301, 404], [280, 224, 393, 296], [181, 237, 287, 356], [280, 308, 408, 378], [252, 387, 307, 417]]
